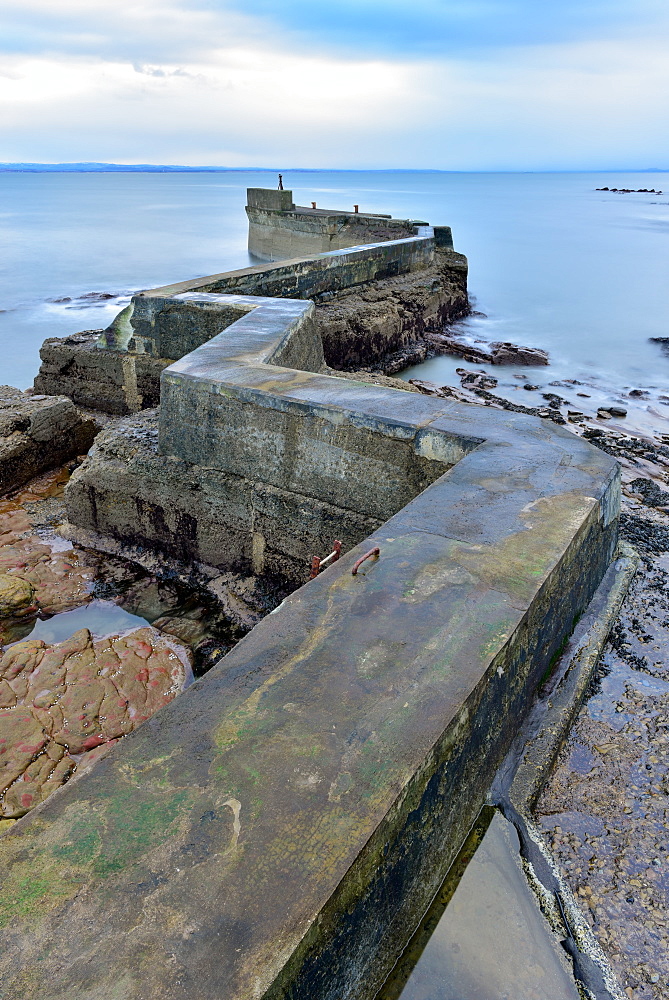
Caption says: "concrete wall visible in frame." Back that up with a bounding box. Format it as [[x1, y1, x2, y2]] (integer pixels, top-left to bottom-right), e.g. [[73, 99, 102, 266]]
[[246, 188, 418, 262], [247, 188, 296, 212], [128, 232, 435, 358], [0, 282, 620, 998], [33, 221, 466, 413], [0, 201, 621, 1000]]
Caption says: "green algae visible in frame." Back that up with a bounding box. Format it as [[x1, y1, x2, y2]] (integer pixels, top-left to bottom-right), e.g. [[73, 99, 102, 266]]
[[0, 859, 75, 929]]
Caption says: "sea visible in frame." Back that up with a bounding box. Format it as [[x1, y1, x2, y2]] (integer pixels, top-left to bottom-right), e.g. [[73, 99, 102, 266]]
[[2, 169, 669, 436]]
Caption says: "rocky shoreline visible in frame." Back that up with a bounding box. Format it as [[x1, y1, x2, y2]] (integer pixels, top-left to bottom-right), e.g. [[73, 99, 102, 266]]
[[0, 463, 279, 828]]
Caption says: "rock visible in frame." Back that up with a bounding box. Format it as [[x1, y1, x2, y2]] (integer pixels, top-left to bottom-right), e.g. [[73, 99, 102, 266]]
[[0, 626, 191, 817], [597, 408, 612, 419], [0, 707, 50, 798], [523, 384, 541, 391], [407, 379, 452, 398], [599, 405, 628, 418], [567, 411, 585, 421], [489, 342, 549, 366], [0, 574, 35, 616], [455, 368, 498, 390], [425, 334, 492, 365], [628, 389, 648, 398], [313, 253, 469, 370], [153, 615, 206, 647], [426, 336, 549, 367], [377, 342, 428, 375], [0, 532, 94, 621], [1, 737, 75, 818], [0, 386, 97, 495], [627, 478, 669, 509]]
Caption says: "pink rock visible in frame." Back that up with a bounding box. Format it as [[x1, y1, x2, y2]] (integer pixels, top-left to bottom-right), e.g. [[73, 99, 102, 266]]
[[0, 626, 190, 816]]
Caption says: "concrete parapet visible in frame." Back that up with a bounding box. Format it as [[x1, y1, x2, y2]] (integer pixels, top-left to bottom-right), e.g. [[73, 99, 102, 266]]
[[0, 258, 621, 1000], [245, 188, 418, 261], [129, 232, 436, 357], [33, 222, 466, 413], [247, 187, 296, 212], [2, 199, 621, 1000]]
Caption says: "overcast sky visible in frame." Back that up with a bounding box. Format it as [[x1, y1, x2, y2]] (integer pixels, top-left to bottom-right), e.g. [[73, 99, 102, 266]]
[[1, 0, 668, 169]]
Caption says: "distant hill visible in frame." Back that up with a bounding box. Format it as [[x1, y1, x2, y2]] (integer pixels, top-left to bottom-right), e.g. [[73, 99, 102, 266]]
[[0, 163, 242, 172]]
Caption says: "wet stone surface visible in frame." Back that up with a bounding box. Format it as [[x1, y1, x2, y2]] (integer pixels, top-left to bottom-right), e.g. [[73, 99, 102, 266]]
[[0, 465, 263, 825], [377, 809, 579, 1000], [537, 463, 669, 999]]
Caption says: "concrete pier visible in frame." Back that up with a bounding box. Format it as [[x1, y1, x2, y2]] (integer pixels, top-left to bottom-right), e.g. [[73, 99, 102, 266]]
[[246, 187, 421, 261], [0, 193, 620, 1000]]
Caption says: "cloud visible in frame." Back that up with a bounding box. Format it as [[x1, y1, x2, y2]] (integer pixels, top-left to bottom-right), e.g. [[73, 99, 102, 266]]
[[3, 0, 669, 62], [0, 0, 258, 63], [221, 0, 669, 57], [0, 0, 668, 168], [0, 46, 418, 166]]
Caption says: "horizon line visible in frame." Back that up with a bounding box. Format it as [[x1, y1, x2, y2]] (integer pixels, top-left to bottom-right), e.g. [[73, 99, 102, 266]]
[[0, 163, 667, 174]]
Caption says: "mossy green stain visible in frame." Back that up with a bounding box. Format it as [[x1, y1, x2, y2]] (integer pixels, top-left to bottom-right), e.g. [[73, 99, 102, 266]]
[[48, 786, 194, 880], [94, 788, 191, 875], [52, 821, 102, 866], [0, 863, 74, 929]]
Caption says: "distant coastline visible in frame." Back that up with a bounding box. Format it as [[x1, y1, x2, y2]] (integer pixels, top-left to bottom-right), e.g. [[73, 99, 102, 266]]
[[0, 163, 667, 173]]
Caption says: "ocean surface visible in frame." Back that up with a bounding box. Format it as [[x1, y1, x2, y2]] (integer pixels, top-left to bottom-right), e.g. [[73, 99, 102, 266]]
[[2, 169, 669, 434]]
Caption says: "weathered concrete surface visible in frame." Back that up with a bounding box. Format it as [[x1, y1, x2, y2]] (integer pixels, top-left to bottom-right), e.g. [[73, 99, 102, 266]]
[[1, 199, 622, 1000], [2, 283, 620, 1000], [0, 386, 96, 495], [247, 188, 418, 261], [64, 293, 477, 584], [0, 416, 618, 999], [63, 407, 384, 584], [34, 331, 171, 414]]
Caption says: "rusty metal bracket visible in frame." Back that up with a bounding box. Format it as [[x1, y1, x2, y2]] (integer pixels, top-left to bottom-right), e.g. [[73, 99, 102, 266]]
[[310, 540, 342, 579], [351, 546, 380, 576]]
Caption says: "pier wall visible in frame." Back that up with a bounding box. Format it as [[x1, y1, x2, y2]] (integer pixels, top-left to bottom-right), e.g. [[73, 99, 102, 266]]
[[0, 260, 620, 1000], [34, 227, 466, 413], [246, 187, 422, 261], [0, 191, 621, 1000]]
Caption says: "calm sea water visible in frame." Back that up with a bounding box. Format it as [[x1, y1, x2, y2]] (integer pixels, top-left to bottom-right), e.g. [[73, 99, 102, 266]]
[[2, 169, 669, 432]]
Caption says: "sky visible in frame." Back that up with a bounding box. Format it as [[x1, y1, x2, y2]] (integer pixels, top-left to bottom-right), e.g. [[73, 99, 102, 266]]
[[1, 0, 668, 170]]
